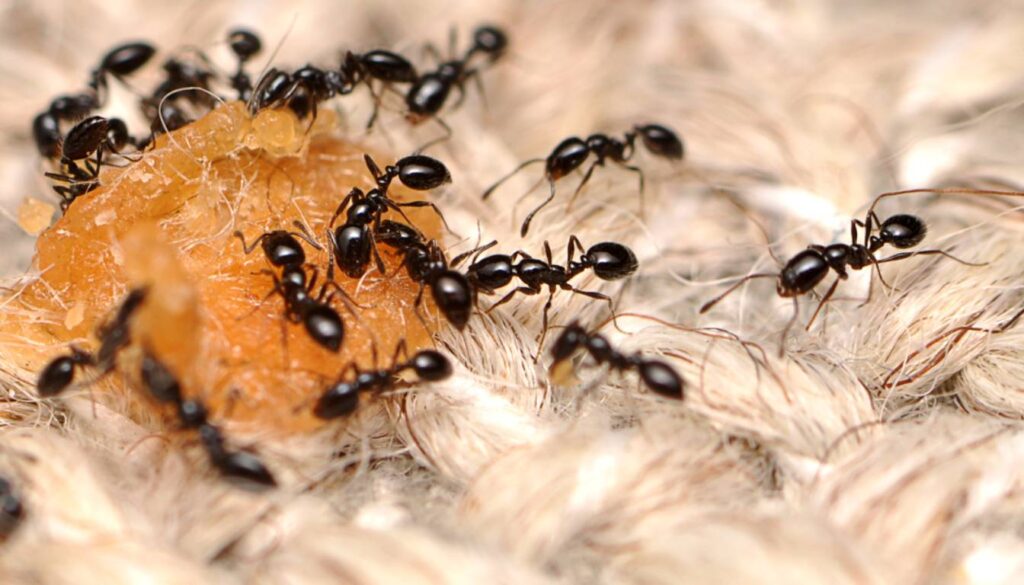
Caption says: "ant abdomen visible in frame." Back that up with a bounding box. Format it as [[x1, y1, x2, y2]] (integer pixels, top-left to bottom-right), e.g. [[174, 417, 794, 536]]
[[396, 154, 452, 190], [636, 124, 685, 160], [880, 214, 926, 249], [62, 116, 110, 161]]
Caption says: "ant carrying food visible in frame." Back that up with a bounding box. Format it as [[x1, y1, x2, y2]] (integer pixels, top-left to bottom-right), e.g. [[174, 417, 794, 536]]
[[328, 153, 451, 279], [456, 236, 638, 348], [235, 228, 349, 352], [248, 64, 347, 120], [699, 212, 985, 353], [0, 477, 23, 539], [32, 93, 104, 159], [139, 354, 276, 487], [375, 220, 479, 330], [37, 288, 148, 396], [550, 321, 684, 400], [313, 340, 452, 419], [404, 25, 508, 147], [482, 124, 684, 236]]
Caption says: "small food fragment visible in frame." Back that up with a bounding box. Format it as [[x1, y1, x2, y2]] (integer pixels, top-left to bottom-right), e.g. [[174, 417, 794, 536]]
[[2, 102, 441, 434], [17, 197, 55, 235]]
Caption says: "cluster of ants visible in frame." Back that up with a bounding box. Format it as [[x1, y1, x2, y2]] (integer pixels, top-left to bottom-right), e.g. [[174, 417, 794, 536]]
[[27, 25, 687, 499], [23, 22, 972, 512]]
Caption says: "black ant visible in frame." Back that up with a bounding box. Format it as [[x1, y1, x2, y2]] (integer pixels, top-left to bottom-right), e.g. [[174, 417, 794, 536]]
[[482, 124, 684, 236], [699, 213, 984, 353], [375, 221, 479, 330], [550, 321, 684, 400], [457, 236, 638, 348], [88, 41, 157, 105], [328, 154, 451, 279], [142, 55, 218, 131], [405, 25, 508, 125], [139, 354, 275, 487], [44, 115, 138, 210], [313, 341, 452, 419], [0, 477, 23, 539], [248, 64, 347, 121], [227, 28, 262, 101], [37, 288, 148, 396], [234, 228, 349, 352], [339, 49, 419, 128]]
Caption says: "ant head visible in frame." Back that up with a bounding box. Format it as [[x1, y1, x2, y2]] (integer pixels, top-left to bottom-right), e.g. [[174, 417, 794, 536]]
[[140, 353, 182, 404], [395, 155, 451, 190], [584, 242, 638, 281], [411, 350, 453, 381], [106, 118, 130, 152], [551, 321, 588, 364], [472, 25, 508, 60], [636, 124, 684, 160], [217, 451, 277, 488], [228, 29, 261, 62], [262, 231, 305, 267], [879, 214, 926, 249], [37, 355, 78, 397], [639, 360, 684, 400]]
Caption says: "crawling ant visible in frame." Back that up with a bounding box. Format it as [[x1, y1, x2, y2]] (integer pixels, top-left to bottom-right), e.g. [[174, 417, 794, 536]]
[[37, 288, 148, 396], [235, 228, 348, 352], [227, 28, 262, 100], [482, 124, 684, 236], [44, 115, 138, 210], [699, 213, 984, 353], [376, 221, 479, 330], [314, 341, 452, 419], [0, 477, 23, 539], [328, 154, 451, 278], [138, 354, 275, 487], [550, 321, 684, 400], [457, 236, 638, 348], [88, 41, 157, 105], [248, 63, 347, 121], [339, 49, 419, 128], [405, 25, 508, 127]]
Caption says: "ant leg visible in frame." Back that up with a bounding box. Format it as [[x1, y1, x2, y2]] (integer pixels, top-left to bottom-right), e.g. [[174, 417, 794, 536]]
[[364, 81, 387, 130], [451, 240, 498, 268], [778, 297, 800, 358], [389, 199, 456, 235], [543, 241, 553, 264], [565, 161, 600, 212], [415, 117, 454, 154], [486, 286, 539, 313], [236, 270, 284, 320], [805, 278, 840, 330], [616, 163, 646, 219], [390, 338, 410, 370], [329, 188, 360, 227], [520, 180, 558, 237], [369, 233, 387, 276], [412, 284, 436, 333], [534, 289, 557, 363], [699, 273, 778, 313], [481, 158, 546, 200], [875, 249, 987, 267]]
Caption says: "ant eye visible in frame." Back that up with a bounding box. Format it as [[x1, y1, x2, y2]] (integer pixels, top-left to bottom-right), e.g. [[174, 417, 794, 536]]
[[412, 350, 453, 381], [637, 124, 684, 160], [880, 214, 927, 249], [396, 155, 451, 190]]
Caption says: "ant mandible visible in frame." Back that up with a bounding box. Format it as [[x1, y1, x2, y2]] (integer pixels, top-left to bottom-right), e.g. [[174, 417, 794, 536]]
[[482, 124, 684, 236], [313, 340, 452, 419], [328, 153, 451, 279], [550, 321, 684, 400], [456, 236, 638, 350], [235, 228, 349, 352], [699, 212, 984, 353]]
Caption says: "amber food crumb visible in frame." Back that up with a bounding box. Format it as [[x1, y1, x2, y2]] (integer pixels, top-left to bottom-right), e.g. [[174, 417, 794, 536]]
[[2, 102, 440, 434], [17, 197, 55, 236]]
